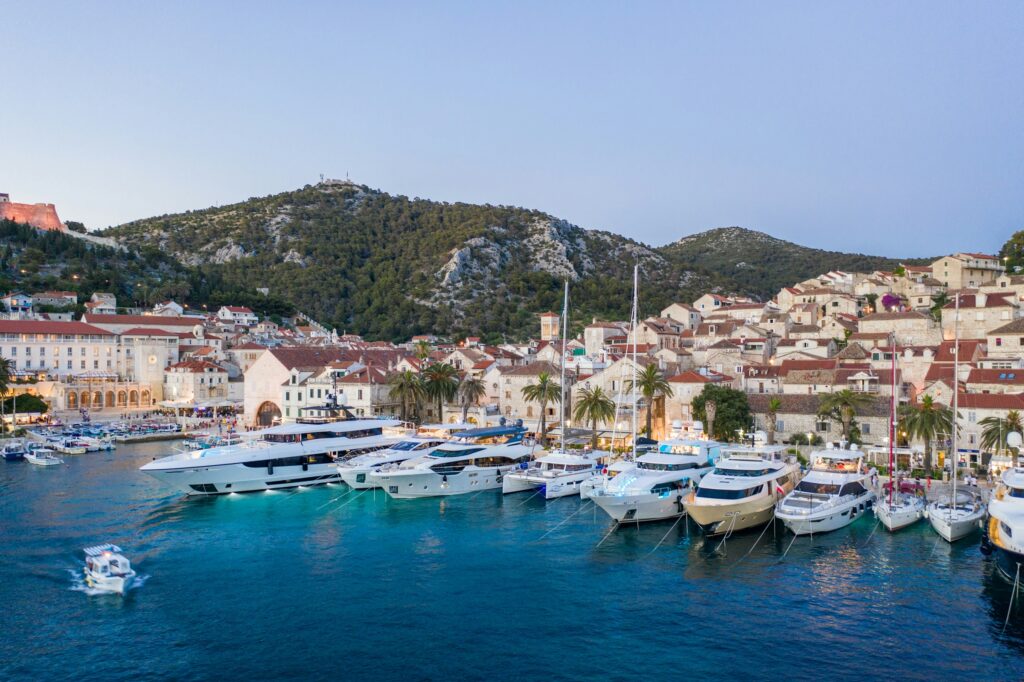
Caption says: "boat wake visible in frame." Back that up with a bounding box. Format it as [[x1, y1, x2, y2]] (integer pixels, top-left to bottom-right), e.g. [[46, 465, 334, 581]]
[[67, 568, 149, 595]]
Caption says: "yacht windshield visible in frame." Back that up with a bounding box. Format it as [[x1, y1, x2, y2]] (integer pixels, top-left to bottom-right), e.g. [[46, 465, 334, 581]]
[[795, 481, 840, 495], [1008, 487, 1024, 499], [696, 484, 765, 500], [659, 444, 703, 455], [390, 441, 422, 451], [712, 467, 772, 477], [638, 461, 699, 472], [431, 447, 484, 458]]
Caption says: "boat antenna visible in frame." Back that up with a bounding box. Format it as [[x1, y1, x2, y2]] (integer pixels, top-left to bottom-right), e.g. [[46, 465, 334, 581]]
[[631, 262, 639, 461], [560, 279, 569, 454]]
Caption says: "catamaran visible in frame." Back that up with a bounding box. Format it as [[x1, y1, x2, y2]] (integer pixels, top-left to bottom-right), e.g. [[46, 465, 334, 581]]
[[141, 402, 404, 495]]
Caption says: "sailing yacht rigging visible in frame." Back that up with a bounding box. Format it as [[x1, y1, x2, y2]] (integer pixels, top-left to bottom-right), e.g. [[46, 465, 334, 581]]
[[927, 293, 986, 542]]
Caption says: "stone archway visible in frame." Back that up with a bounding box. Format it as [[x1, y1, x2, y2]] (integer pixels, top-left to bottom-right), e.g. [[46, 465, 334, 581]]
[[141, 389, 151, 407], [80, 392, 91, 408], [129, 390, 139, 407], [93, 391, 103, 408], [105, 391, 115, 408], [117, 391, 127, 407], [255, 401, 281, 427], [67, 391, 78, 409]]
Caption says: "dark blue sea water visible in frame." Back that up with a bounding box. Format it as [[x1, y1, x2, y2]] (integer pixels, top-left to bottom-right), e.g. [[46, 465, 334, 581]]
[[1, 441, 1021, 681]]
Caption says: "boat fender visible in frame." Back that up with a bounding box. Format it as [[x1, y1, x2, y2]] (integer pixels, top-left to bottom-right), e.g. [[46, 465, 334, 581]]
[[980, 534, 993, 556]]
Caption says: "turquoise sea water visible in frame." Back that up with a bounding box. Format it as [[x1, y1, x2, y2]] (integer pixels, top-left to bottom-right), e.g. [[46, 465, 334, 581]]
[[1, 441, 1021, 681]]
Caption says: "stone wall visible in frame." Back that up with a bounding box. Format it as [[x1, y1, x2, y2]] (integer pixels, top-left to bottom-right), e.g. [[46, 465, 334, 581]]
[[0, 201, 64, 232]]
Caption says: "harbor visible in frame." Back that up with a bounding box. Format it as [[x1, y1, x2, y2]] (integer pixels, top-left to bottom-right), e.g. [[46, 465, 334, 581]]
[[1, 439, 1022, 681]]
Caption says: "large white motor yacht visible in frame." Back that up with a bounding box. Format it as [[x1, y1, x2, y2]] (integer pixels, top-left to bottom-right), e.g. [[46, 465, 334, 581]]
[[337, 423, 468, 489], [372, 424, 532, 498], [502, 449, 604, 499], [775, 445, 876, 535], [983, 467, 1024, 581], [685, 444, 800, 536], [589, 438, 722, 523], [141, 405, 404, 495]]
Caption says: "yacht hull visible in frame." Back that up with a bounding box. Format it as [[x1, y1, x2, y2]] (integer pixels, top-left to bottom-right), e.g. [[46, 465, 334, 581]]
[[777, 494, 875, 536], [338, 468, 381, 489], [142, 462, 341, 495], [376, 466, 512, 499], [502, 471, 594, 499], [928, 506, 984, 542], [591, 491, 686, 523], [875, 499, 926, 532], [686, 497, 776, 536], [85, 571, 135, 595]]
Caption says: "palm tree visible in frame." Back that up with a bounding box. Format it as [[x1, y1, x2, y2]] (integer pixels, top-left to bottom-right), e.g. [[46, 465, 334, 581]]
[[421, 362, 460, 421], [818, 389, 874, 442], [626, 364, 674, 439], [413, 340, 432, 363], [704, 399, 717, 441], [0, 356, 11, 435], [572, 386, 616, 450], [899, 395, 954, 472], [457, 376, 487, 424], [386, 370, 424, 422], [766, 396, 782, 445], [521, 372, 561, 442], [981, 410, 1024, 467], [929, 290, 950, 322]]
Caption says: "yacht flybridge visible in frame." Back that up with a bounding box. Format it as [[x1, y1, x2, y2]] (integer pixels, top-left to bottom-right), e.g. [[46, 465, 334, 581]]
[[337, 423, 469, 489], [775, 445, 875, 535], [141, 403, 405, 495], [685, 445, 800, 535], [372, 423, 531, 498]]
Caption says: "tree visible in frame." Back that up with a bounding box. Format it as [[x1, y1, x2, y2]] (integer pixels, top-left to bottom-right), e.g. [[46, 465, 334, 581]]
[[421, 362, 460, 421], [386, 370, 424, 422], [817, 390, 874, 442], [414, 340, 432, 363], [522, 371, 561, 441], [457, 376, 487, 424], [626, 364, 673, 439], [981, 410, 1024, 467], [899, 395, 953, 472], [929, 291, 950, 322], [0, 356, 11, 400], [692, 384, 751, 442], [864, 293, 879, 314], [572, 386, 616, 450], [1000, 229, 1024, 271], [766, 397, 782, 445]]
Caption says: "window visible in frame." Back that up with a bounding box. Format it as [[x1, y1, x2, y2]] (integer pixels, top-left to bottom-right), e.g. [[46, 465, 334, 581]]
[[861, 423, 871, 435], [8, 347, 14, 356], [816, 421, 830, 432], [80, 347, 86, 356], [285, 391, 290, 401], [67, 360, 72, 369], [696, 484, 765, 500], [67, 347, 72, 356], [776, 420, 784, 432], [997, 338, 1003, 347]]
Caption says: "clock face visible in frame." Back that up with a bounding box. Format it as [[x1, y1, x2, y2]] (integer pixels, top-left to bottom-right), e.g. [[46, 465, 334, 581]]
[[148, 355, 158, 365]]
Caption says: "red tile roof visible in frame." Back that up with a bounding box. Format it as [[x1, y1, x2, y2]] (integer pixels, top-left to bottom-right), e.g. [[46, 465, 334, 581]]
[[0, 319, 114, 335], [167, 360, 224, 373], [966, 368, 1024, 385], [120, 327, 182, 337], [83, 314, 201, 327]]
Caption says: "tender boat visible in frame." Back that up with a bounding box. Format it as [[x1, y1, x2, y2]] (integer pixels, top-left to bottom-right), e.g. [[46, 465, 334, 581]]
[[372, 424, 531, 498], [502, 449, 604, 499], [25, 448, 63, 466], [588, 438, 722, 523], [775, 445, 875, 535], [983, 467, 1024, 581], [83, 544, 136, 595], [1, 440, 27, 461], [685, 444, 800, 535], [928, 487, 985, 543], [141, 403, 404, 495], [336, 423, 467, 489], [52, 439, 87, 455], [875, 479, 926, 531]]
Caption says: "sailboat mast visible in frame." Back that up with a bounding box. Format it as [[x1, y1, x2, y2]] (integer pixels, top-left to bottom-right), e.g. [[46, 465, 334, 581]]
[[889, 331, 896, 506], [631, 264, 639, 460], [951, 293, 960, 502], [560, 280, 569, 454]]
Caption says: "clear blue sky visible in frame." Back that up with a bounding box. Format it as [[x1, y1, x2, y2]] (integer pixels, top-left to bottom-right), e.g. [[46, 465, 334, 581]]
[[2, 2, 1021, 256]]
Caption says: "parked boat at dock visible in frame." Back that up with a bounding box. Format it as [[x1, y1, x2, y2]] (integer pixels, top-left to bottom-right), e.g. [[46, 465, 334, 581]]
[[685, 444, 799, 536], [775, 445, 875, 535], [337, 423, 466, 489], [982, 467, 1024, 582]]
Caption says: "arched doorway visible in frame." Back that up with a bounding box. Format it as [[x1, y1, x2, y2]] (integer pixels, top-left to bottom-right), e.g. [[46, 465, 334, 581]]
[[256, 401, 281, 427], [67, 392, 78, 409], [129, 390, 139, 407], [80, 392, 91, 408], [141, 389, 151, 407], [93, 391, 103, 408], [117, 391, 127, 407], [105, 391, 115, 408]]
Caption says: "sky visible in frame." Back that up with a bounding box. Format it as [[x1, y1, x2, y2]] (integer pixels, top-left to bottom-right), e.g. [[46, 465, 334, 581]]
[[1, 1, 1021, 257]]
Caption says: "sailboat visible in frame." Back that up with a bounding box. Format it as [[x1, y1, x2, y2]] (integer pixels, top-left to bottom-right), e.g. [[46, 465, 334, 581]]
[[927, 293, 986, 542], [503, 280, 603, 498], [874, 333, 926, 531]]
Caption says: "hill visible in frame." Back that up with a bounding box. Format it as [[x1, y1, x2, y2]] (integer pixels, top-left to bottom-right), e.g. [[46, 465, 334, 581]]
[[100, 182, 929, 341], [660, 227, 931, 295]]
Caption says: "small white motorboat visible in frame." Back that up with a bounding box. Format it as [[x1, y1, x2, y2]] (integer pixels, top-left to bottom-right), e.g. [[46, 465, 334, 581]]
[[83, 544, 137, 595], [25, 449, 63, 466]]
